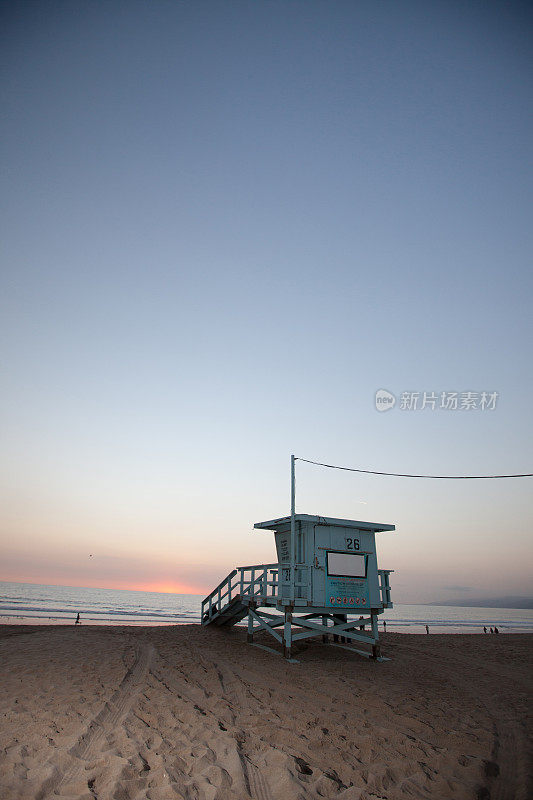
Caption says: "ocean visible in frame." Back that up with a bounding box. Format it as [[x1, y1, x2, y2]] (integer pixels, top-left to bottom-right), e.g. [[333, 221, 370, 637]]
[[1, 581, 532, 633]]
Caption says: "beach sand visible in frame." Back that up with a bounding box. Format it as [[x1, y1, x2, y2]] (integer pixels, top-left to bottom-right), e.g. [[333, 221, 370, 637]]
[[0, 625, 531, 800]]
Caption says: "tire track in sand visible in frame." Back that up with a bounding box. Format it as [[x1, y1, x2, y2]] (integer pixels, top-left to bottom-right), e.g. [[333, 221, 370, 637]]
[[242, 754, 273, 800], [150, 651, 275, 800], [36, 639, 154, 800], [395, 639, 532, 800], [209, 660, 275, 800]]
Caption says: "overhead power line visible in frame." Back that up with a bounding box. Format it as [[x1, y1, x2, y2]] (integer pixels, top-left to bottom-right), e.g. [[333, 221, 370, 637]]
[[296, 457, 533, 479]]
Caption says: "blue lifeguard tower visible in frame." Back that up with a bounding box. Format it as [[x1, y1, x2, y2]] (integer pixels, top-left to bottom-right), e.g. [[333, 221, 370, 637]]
[[202, 511, 394, 660]]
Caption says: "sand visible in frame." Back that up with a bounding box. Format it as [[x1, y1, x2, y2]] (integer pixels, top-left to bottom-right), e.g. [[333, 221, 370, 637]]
[[0, 625, 531, 800]]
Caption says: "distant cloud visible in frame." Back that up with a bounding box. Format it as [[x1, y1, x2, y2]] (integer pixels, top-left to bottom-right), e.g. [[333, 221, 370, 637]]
[[442, 585, 472, 592]]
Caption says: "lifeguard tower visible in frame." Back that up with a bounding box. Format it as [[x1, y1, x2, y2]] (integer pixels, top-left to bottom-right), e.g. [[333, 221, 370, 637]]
[[201, 512, 394, 661]]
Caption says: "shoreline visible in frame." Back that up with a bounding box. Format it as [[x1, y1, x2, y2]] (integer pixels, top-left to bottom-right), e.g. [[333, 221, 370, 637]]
[[1, 616, 531, 634]]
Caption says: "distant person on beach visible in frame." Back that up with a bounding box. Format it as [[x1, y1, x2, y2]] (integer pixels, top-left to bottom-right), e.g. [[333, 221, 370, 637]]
[[425, 625, 429, 634], [202, 603, 218, 623], [383, 621, 386, 633], [75, 613, 80, 624], [333, 613, 347, 643], [494, 626, 499, 634], [490, 627, 494, 634], [483, 626, 487, 634]]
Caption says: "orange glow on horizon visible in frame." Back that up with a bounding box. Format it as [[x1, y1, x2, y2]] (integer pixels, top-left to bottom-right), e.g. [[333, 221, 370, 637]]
[[0, 574, 206, 596], [134, 580, 205, 596]]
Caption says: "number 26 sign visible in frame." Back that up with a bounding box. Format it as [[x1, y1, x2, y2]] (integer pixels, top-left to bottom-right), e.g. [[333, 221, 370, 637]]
[[344, 537, 360, 551]]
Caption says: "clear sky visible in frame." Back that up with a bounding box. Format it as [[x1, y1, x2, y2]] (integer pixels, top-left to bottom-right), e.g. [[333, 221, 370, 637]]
[[1, 1, 532, 603]]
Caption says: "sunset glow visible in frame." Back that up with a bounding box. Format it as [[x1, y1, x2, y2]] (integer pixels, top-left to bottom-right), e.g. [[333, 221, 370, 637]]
[[135, 582, 204, 597]]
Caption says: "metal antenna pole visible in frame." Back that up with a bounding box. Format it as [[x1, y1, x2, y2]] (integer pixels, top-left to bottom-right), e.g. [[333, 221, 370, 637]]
[[291, 454, 296, 602]]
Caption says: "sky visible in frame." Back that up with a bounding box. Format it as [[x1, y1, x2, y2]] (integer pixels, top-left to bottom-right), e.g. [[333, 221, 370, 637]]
[[1, 0, 532, 603]]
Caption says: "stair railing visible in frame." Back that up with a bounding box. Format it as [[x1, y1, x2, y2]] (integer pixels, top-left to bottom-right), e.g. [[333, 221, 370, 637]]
[[201, 563, 280, 623], [378, 569, 393, 608]]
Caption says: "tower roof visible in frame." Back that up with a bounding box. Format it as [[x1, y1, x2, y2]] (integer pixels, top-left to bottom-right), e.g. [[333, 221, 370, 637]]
[[254, 514, 395, 533]]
